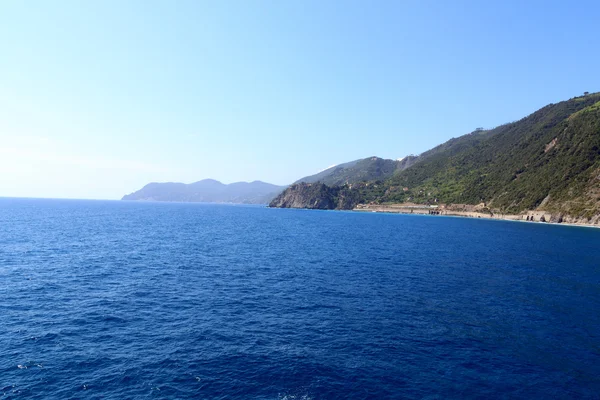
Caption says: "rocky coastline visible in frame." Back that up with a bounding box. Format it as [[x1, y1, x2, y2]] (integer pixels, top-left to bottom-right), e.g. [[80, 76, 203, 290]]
[[269, 184, 599, 227], [353, 204, 600, 228]]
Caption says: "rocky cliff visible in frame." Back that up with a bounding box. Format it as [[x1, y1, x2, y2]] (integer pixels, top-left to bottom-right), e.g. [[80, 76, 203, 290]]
[[268, 183, 336, 209], [268, 182, 361, 210]]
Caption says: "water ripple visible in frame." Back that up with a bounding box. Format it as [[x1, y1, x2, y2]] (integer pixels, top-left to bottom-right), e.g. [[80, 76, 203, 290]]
[[1, 199, 599, 398]]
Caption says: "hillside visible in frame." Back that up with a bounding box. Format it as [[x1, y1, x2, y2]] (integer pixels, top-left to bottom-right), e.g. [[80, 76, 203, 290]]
[[123, 179, 286, 204], [377, 93, 600, 217], [272, 92, 600, 222], [295, 156, 417, 186]]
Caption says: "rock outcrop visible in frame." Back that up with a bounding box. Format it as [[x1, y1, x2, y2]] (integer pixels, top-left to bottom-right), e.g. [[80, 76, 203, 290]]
[[268, 183, 336, 209], [268, 183, 362, 210]]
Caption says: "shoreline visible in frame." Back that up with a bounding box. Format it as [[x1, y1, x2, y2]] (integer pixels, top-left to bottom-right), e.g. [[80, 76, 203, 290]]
[[352, 205, 600, 229]]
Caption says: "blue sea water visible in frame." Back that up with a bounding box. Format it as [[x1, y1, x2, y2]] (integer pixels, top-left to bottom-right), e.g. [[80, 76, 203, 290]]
[[1, 198, 599, 399]]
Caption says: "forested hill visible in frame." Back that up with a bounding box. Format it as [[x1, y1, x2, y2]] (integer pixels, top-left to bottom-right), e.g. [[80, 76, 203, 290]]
[[271, 92, 600, 221], [294, 156, 417, 186]]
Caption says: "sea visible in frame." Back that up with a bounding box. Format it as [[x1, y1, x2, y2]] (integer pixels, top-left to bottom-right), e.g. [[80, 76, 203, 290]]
[[1, 198, 599, 399]]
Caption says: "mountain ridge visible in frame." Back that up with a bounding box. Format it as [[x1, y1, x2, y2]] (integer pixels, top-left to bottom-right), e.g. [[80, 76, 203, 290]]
[[294, 156, 417, 186], [123, 179, 287, 204]]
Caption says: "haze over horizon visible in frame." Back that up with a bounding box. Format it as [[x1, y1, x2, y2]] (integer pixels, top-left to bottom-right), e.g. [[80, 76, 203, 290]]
[[1, 0, 598, 200]]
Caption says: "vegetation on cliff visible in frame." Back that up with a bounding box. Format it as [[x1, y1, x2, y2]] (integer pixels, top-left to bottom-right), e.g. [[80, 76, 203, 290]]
[[295, 156, 416, 186], [268, 183, 362, 210]]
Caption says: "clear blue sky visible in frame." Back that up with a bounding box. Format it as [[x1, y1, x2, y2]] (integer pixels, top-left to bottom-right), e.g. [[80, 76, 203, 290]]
[[1, 0, 598, 199]]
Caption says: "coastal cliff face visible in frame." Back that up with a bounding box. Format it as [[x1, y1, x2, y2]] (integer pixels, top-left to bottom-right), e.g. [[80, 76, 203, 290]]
[[268, 183, 336, 209], [268, 183, 362, 210]]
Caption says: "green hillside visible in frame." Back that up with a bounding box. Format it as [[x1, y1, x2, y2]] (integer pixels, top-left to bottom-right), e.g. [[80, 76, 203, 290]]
[[368, 93, 600, 217]]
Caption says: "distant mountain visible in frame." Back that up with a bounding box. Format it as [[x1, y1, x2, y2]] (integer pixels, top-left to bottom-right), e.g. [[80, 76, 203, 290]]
[[295, 156, 417, 186], [122, 179, 287, 204], [272, 92, 600, 223]]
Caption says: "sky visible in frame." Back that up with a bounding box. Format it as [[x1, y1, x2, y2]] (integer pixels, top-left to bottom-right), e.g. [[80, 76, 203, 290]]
[[0, 0, 598, 199]]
